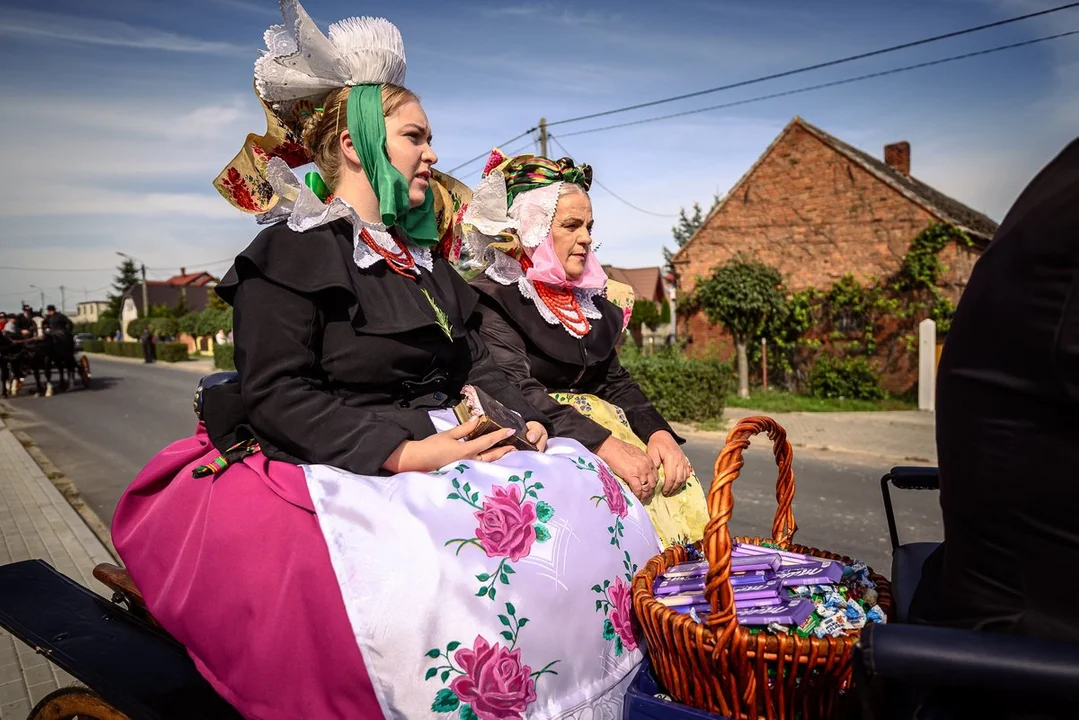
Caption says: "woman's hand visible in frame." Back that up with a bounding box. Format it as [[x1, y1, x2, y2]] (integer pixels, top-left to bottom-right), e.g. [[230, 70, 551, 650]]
[[525, 421, 549, 452], [382, 417, 518, 473], [647, 430, 692, 496], [595, 435, 658, 501]]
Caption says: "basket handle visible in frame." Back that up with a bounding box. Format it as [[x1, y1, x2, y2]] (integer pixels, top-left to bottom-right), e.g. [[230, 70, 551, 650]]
[[702, 416, 797, 632]]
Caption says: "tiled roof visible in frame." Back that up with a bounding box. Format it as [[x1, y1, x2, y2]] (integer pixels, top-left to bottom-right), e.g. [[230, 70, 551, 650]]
[[796, 117, 999, 242], [603, 265, 665, 302]]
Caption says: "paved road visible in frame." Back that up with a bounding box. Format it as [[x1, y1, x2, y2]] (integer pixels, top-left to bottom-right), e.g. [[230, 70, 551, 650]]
[[2, 357, 942, 575]]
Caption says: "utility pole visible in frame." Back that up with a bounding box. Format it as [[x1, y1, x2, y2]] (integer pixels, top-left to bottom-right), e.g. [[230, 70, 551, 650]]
[[60, 286, 66, 313], [538, 117, 548, 158], [140, 264, 148, 318]]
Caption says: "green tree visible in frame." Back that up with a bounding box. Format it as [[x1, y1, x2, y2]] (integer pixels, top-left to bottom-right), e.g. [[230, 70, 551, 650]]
[[172, 294, 190, 318], [205, 288, 230, 312], [663, 194, 720, 274], [694, 256, 787, 398], [106, 259, 141, 319]]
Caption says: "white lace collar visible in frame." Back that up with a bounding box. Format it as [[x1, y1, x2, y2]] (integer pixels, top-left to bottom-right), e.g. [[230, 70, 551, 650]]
[[256, 157, 433, 274], [482, 257, 603, 337]]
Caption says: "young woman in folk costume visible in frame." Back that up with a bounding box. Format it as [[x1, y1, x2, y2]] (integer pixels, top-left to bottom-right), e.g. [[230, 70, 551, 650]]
[[465, 150, 711, 549], [110, 3, 663, 719]]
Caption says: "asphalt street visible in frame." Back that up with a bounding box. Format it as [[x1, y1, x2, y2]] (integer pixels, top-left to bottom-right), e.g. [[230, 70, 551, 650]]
[[2, 356, 942, 575]]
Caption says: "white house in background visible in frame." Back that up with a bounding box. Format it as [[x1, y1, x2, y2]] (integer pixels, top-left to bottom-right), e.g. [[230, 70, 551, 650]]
[[75, 301, 110, 324]]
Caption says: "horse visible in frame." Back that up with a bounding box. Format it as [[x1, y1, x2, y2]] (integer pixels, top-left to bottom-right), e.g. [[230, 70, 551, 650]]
[[3, 333, 76, 397]]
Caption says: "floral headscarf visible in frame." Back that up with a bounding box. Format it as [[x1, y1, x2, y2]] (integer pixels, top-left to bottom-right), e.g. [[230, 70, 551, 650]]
[[463, 149, 607, 290]]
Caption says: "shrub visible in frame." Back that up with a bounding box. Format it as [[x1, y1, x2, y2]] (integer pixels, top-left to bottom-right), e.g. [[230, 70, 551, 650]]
[[196, 307, 233, 338], [94, 317, 121, 338], [178, 312, 201, 336], [620, 350, 732, 422], [213, 342, 236, 371], [82, 340, 189, 363], [805, 355, 884, 400]]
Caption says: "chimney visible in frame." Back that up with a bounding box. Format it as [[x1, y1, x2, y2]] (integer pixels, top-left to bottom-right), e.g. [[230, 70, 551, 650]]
[[180, 266, 186, 277], [884, 141, 910, 176]]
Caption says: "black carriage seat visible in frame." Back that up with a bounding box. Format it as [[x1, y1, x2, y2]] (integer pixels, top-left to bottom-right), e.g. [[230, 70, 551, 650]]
[[880, 466, 942, 623], [0, 560, 241, 720], [193, 371, 239, 422], [855, 623, 1079, 719]]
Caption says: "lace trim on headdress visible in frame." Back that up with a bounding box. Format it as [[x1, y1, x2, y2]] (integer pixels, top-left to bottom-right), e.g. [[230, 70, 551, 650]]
[[509, 182, 562, 249], [258, 157, 431, 274]]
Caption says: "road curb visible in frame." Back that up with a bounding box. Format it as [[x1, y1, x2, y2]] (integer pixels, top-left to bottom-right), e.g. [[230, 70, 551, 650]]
[[0, 401, 120, 562], [675, 421, 935, 466], [84, 351, 217, 375]]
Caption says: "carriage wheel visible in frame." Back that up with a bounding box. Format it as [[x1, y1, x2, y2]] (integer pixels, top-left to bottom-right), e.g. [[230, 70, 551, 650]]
[[26, 686, 129, 720], [77, 356, 91, 389]]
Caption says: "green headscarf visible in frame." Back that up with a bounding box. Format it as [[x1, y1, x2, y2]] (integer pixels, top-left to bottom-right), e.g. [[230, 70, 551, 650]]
[[347, 84, 438, 245]]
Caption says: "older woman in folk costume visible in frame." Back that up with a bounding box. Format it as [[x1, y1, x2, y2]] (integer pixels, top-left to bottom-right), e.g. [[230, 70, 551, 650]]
[[465, 150, 710, 549], [110, 3, 662, 719]]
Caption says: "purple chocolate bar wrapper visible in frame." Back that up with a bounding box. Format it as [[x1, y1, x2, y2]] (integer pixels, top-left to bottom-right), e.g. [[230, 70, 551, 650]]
[[661, 560, 709, 579], [657, 570, 775, 596], [654, 575, 705, 596], [656, 592, 706, 608], [735, 597, 815, 626], [736, 594, 787, 609], [730, 570, 773, 587], [735, 542, 829, 569], [733, 586, 783, 602], [776, 561, 844, 587], [659, 588, 785, 609], [732, 577, 782, 595], [731, 554, 781, 572]]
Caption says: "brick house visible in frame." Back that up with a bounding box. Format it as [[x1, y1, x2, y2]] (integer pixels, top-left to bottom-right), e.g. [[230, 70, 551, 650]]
[[672, 116, 999, 392]]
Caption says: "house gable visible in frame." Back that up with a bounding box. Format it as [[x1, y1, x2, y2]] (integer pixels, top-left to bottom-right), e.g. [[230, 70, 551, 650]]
[[671, 118, 984, 298]]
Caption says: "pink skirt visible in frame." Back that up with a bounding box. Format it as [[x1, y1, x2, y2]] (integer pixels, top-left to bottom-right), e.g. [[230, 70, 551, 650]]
[[111, 423, 381, 720]]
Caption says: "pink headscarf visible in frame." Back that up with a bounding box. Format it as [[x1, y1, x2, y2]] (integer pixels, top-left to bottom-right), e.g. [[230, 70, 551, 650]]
[[512, 182, 607, 290], [523, 231, 608, 289]]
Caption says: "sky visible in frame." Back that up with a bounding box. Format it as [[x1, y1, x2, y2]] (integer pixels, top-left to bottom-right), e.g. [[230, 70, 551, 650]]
[[0, 0, 1076, 311]]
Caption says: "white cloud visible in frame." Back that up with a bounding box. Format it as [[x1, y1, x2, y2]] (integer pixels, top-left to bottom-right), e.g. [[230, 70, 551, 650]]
[[0, 93, 263, 183], [0, 8, 247, 55], [0, 186, 245, 220]]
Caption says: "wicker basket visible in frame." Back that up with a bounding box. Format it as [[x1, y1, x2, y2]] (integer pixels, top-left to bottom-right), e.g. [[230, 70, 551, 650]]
[[631, 416, 893, 720]]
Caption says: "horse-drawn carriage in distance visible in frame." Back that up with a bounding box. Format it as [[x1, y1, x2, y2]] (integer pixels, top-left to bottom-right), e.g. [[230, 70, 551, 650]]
[[1, 332, 92, 398]]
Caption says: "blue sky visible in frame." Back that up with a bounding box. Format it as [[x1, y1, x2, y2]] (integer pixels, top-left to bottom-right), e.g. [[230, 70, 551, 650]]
[[1, 0, 1076, 310]]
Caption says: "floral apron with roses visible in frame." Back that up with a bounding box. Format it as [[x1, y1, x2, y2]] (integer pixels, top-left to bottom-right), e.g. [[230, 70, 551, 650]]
[[303, 410, 663, 720]]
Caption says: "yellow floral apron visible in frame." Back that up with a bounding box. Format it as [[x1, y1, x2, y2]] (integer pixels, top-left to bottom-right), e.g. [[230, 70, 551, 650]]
[[549, 392, 710, 548]]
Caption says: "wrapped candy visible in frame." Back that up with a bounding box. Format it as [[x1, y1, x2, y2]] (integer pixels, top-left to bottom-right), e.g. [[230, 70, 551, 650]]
[[866, 605, 887, 624]]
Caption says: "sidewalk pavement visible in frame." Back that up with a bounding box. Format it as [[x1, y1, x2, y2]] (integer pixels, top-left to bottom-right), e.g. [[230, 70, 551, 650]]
[[676, 407, 937, 466], [86, 351, 217, 374], [0, 416, 114, 718]]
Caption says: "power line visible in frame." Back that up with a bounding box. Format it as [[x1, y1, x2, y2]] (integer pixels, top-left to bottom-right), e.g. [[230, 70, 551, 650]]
[[555, 30, 1079, 138], [545, 2, 1079, 129], [549, 136, 678, 218], [446, 130, 533, 174], [0, 265, 116, 272]]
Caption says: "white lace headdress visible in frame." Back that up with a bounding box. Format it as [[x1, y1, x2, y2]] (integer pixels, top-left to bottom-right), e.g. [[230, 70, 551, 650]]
[[461, 149, 608, 336], [212, 0, 409, 216], [254, 0, 406, 127]]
